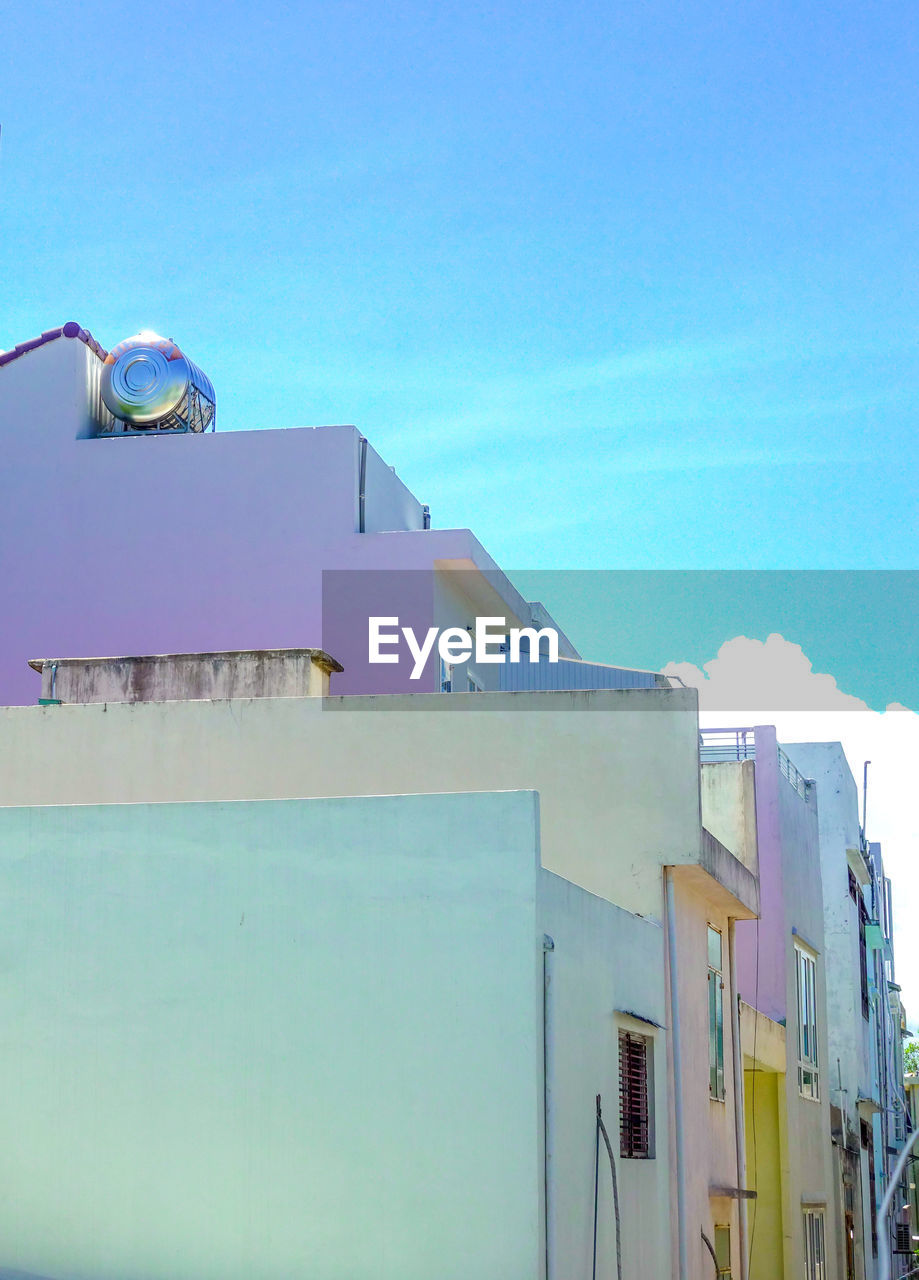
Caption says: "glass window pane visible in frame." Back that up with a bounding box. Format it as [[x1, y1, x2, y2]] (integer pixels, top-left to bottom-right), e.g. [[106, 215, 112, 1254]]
[[708, 926, 722, 971], [714, 1225, 731, 1277]]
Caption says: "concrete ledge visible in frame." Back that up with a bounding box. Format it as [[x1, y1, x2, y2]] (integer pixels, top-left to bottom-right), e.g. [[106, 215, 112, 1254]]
[[699, 827, 759, 918], [740, 1000, 786, 1073], [28, 648, 344, 704]]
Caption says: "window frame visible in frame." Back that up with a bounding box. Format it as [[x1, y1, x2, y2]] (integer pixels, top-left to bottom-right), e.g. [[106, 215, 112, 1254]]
[[795, 943, 819, 1100], [618, 1028, 654, 1159], [714, 1224, 732, 1278], [708, 925, 726, 1102], [858, 896, 871, 1021], [803, 1207, 827, 1280]]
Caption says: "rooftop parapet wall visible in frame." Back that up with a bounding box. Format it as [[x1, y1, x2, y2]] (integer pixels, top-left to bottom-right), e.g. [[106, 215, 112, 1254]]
[[29, 649, 343, 704], [700, 760, 758, 876]]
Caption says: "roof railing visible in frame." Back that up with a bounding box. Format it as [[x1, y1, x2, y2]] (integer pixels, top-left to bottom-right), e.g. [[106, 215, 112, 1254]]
[[699, 727, 756, 762], [777, 746, 814, 800]]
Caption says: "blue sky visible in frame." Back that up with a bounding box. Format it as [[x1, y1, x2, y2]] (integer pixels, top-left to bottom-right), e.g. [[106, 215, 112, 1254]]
[[4, 0, 919, 1008], [2, 0, 917, 576]]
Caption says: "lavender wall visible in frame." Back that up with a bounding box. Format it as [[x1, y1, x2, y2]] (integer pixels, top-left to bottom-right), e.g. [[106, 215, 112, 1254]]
[[735, 725, 787, 1022], [0, 335, 509, 705]]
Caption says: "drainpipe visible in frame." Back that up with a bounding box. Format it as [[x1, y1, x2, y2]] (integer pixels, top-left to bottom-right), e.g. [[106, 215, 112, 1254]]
[[665, 869, 689, 1280], [543, 934, 556, 1280], [358, 435, 367, 533], [728, 919, 750, 1280]]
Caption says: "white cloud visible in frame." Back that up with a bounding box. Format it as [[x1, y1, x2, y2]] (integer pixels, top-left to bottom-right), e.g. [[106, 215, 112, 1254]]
[[663, 632, 919, 1027], [663, 633, 869, 712]]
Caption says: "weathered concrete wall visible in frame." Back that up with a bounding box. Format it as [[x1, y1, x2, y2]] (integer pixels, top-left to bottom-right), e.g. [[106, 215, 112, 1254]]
[[701, 760, 758, 875], [0, 791, 544, 1280], [31, 649, 341, 703]]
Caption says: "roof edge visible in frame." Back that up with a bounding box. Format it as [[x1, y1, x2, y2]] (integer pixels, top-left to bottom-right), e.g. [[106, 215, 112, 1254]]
[[0, 322, 107, 369]]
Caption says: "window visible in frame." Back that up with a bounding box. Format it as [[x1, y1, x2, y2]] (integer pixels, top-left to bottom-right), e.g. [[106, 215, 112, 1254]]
[[466, 671, 483, 693], [714, 1225, 731, 1277], [803, 1208, 827, 1280], [858, 897, 870, 1021], [708, 926, 725, 1101], [440, 658, 453, 693], [796, 944, 819, 1099], [619, 1029, 653, 1158]]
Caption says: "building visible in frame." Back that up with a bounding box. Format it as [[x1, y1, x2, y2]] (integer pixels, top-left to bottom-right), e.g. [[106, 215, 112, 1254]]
[[0, 324, 669, 706], [0, 653, 759, 1280], [701, 726, 840, 1280], [1, 319, 768, 1278], [785, 743, 910, 1280], [0, 786, 673, 1280]]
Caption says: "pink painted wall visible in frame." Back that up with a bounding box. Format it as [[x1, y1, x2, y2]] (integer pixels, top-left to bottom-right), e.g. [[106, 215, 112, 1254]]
[[734, 726, 787, 1022], [0, 334, 506, 705]]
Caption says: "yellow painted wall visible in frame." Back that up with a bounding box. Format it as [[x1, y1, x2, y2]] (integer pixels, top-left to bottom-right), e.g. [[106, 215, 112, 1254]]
[[745, 1068, 785, 1280]]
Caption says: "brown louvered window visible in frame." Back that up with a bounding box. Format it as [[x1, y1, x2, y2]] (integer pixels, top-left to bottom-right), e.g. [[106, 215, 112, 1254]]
[[619, 1029, 652, 1158]]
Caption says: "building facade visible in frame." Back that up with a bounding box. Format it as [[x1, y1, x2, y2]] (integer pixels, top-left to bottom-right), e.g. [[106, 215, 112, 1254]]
[[785, 743, 910, 1280], [702, 726, 840, 1280], [0, 325, 601, 706], [0, 662, 759, 1280]]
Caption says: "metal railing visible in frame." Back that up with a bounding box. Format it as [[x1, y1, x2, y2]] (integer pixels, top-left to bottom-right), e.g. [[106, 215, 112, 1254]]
[[699, 728, 756, 762], [778, 746, 813, 799]]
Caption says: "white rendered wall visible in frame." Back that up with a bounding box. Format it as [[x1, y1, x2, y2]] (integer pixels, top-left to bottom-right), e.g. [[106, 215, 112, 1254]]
[[785, 742, 872, 1280], [0, 687, 702, 920], [538, 871, 670, 1279], [0, 791, 542, 1280], [784, 744, 871, 1108]]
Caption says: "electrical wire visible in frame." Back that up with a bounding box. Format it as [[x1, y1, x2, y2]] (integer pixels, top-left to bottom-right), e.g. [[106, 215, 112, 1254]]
[[747, 915, 760, 1274], [876, 1125, 919, 1280], [591, 1094, 623, 1280], [701, 1228, 721, 1278]]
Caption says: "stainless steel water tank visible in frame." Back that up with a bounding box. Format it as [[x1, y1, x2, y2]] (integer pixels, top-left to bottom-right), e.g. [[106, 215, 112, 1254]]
[[101, 331, 216, 431]]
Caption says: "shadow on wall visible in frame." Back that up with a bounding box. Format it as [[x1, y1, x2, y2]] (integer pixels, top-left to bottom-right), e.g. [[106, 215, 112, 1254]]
[[0, 1270, 64, 1280]]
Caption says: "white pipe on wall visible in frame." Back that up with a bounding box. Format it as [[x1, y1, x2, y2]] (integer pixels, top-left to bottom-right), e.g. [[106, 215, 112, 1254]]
[[728, 919, 750, 1280], [543, 934, 556, 1280], [665, 870, 689, 1280]]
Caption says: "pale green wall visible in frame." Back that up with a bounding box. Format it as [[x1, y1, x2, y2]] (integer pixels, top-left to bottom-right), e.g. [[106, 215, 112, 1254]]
[[0, 791, 543, 1280]]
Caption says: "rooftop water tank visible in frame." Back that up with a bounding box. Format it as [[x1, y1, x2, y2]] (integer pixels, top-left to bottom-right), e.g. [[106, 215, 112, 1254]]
[[101, 331, 216, 432]]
